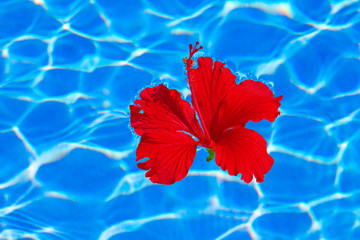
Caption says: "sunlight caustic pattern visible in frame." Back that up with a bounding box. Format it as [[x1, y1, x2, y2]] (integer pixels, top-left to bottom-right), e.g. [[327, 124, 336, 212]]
[[1, 0, 360, 239]]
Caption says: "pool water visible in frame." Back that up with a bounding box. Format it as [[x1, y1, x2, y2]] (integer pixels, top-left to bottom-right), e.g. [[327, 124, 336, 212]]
[[1, 0, 360, 239]]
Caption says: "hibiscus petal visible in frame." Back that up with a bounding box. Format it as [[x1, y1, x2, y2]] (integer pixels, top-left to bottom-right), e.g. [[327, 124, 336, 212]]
[[189, 57, 236, 135], [211, 80, 282, 140], [136, 131, 198, 184], [129, 84, 205, 142], [213, 127, 274, 183]]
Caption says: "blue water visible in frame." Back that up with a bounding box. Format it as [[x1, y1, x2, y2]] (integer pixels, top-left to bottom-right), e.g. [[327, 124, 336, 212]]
[[1, 0, 360, 239]]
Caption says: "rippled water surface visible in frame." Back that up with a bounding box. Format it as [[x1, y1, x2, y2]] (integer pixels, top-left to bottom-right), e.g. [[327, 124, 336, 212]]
[[1, 0, 360, 239]]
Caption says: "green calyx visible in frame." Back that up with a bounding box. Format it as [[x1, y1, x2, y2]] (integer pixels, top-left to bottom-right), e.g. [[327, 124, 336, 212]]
[[206, 148, 215, 162]]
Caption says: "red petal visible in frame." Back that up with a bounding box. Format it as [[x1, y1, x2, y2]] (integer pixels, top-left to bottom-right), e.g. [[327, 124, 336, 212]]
[[136, 131, 198, 184], [213, 127, 274, 183], [189, 57, 236, 137], [211, 80, 282, 140], [130, 84, 205, 142]]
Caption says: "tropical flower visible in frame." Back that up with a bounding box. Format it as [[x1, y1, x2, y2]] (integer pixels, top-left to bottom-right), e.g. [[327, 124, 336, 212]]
[[129, 42, 282, 185]]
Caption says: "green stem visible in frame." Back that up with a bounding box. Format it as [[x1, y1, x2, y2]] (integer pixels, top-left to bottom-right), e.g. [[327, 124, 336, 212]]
[[206, 148, 215, 162]]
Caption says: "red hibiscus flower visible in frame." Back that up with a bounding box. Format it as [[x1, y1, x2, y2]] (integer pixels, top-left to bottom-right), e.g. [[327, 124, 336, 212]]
[[130, 42, 282, 185]]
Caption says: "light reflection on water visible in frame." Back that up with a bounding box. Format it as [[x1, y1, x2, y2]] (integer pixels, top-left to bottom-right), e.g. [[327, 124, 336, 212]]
[[1, 0, 360, 239]]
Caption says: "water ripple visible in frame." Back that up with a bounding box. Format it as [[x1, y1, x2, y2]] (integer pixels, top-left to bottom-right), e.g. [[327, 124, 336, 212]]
[[1, 0, 360, 239]]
